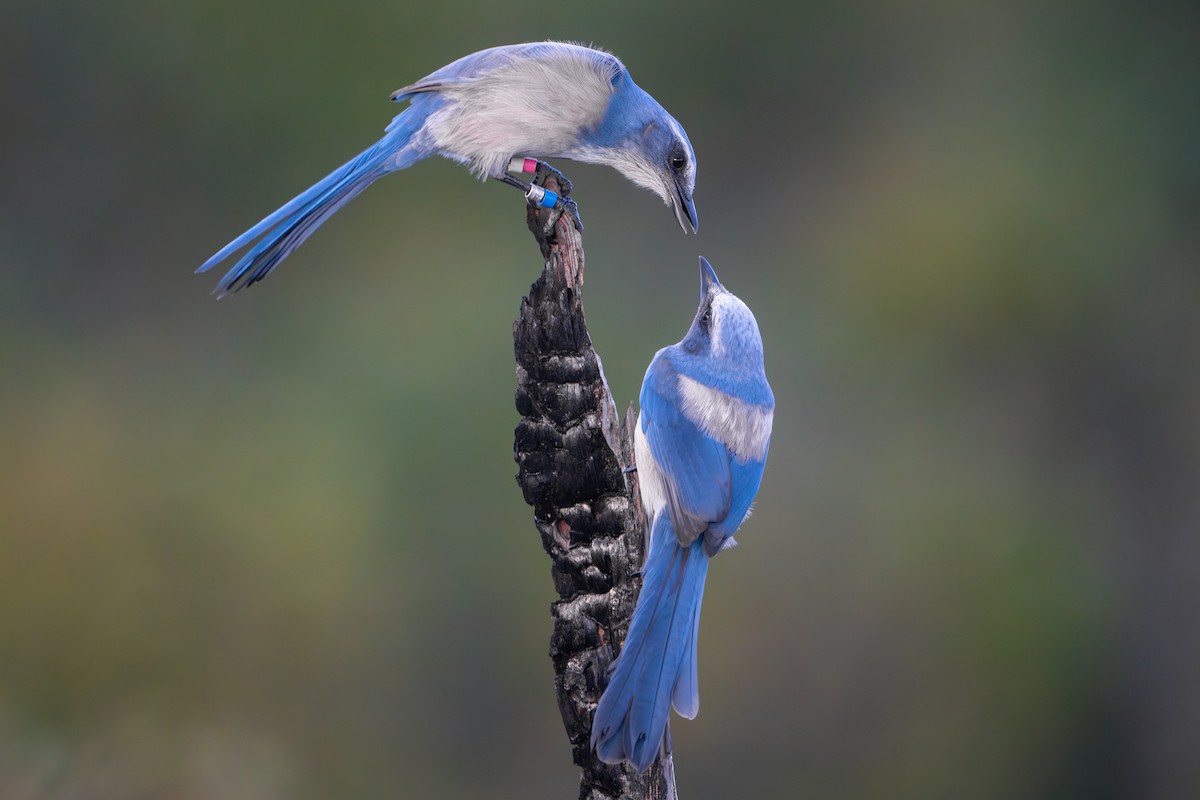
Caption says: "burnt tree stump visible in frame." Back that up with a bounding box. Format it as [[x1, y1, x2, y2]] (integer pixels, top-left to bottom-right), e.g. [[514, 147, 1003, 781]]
[[513, 166, 675, 799]]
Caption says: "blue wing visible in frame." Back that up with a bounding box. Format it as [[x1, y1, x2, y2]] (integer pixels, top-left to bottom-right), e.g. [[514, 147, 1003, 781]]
[[705, 446, 769, 546], [640, 357, 731, 547]]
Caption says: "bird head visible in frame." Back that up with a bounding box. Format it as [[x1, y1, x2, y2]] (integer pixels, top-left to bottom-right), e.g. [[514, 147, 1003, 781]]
[[653, 113, 698, 233], [634, 112, 698, 233], [575, 68, 698, 232], [681, 257, 765, 370], [592, 101, 700, 232]]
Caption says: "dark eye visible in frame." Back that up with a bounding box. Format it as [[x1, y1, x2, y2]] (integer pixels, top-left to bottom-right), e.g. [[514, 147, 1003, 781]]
[[700, 308, 712, 326], [670, 152, 687, 172]]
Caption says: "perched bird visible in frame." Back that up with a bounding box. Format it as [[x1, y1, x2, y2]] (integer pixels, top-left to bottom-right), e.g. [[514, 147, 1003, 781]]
[[197, 41, 698, 295], [591, 257, 774, 773]]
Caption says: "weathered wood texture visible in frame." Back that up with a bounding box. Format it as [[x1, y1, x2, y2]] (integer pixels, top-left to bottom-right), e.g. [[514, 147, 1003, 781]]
[[512, 166, 674, 799]]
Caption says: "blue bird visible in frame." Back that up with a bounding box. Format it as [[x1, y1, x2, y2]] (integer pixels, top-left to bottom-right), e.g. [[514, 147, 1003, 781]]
[[591, 257, 774, 773], [196, 41, 698, 295]]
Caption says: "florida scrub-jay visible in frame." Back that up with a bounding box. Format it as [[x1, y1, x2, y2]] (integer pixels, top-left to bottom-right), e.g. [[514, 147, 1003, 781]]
[[196, 41, 698, 295], [590, 257, 774, 773]]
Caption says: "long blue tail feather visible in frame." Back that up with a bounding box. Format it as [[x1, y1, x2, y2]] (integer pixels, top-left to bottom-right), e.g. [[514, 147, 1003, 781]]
[[196, 101, 435, 295], [592, 513, 709, 772]]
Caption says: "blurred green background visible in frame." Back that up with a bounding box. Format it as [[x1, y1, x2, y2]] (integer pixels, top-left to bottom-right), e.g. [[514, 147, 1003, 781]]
[[2, 1, 1198, 797]]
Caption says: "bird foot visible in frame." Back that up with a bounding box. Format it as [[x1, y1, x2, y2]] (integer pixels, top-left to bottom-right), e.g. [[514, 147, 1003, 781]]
[[522, 184, 583, 235], [532, 160, 573, 197], [497, 167, 584, 234], [531, 162, 582, 232], [505, 159, 583, 233], [527, 171, 582, 234], [553, 196, 584, 233]]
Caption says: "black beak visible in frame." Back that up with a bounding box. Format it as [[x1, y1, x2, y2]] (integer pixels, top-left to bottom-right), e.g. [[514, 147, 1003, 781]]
[[699, 256, 721, 299], [672, 184, 698, 234]]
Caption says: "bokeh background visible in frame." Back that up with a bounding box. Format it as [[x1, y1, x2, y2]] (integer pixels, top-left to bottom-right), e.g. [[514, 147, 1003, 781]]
[[2, 1, 1198, 797]]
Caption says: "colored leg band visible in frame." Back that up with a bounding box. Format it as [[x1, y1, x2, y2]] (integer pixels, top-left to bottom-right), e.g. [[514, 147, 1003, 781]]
[[508, 157, 538, 174], [526, 185, 559, 208]]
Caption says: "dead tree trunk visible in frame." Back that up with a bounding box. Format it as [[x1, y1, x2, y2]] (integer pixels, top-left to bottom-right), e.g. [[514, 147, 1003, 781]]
[[512, 166, 674, 799]]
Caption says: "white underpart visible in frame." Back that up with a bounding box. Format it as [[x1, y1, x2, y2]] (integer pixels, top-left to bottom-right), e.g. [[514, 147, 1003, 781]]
[[571, 144, 672, 207], [634, 413, 669, 551], [424, 50, 619, 179], [677, 375, 773, 463]]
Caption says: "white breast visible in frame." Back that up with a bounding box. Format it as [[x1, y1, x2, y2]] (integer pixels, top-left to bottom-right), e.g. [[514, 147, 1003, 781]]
[[677, 374, 773, 463]]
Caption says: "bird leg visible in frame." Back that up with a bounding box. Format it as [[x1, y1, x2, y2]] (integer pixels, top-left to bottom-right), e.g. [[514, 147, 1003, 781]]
[[497, 159, 584, 232], [661, 725, 679, 800], [531, 162, 582, 232]]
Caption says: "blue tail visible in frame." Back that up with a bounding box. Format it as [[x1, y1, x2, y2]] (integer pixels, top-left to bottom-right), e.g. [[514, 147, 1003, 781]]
[[196, 101, 436, 296], [591, 513, 710, 772]]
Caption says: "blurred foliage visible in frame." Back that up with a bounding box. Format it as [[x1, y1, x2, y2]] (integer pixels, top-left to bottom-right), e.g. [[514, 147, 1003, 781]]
[[1, 0, 1198, 798]]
